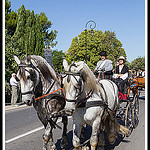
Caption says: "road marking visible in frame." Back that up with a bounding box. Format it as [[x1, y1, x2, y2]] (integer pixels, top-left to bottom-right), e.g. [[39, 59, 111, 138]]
[[5, 126, 44, 144], [5, 116, 72, 144]]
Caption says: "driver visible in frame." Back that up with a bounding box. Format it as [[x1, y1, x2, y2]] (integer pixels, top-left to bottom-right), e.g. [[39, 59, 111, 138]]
[[94, 51, 113, 79]]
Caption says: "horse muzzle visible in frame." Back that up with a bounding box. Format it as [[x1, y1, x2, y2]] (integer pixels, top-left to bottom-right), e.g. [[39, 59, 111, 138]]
[[22, 95, 34, 106], [25, 100, 33, 106]]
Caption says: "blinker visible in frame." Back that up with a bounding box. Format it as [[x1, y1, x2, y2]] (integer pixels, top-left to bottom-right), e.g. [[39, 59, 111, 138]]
[[67, 75, 71, 83]]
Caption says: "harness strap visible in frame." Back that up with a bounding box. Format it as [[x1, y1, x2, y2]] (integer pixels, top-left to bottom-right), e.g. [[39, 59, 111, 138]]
[[35, 88, 65, 101], [99, 82, 108, 104], [45, 81, 55, 95], [86, 100, 108, 108], [76, 90, 93, 108], [21, 90, 33, 95]]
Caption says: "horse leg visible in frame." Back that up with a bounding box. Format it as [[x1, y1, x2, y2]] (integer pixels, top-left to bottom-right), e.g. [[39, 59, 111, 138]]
[[97, 126, 105, 150], [80, 125, 85, 143], [72, 120, 82, 150], [60, 116, 68, 149], [42, 123, 56, 150], [90, 117, 101, 150], [105, 114, 117, 145]]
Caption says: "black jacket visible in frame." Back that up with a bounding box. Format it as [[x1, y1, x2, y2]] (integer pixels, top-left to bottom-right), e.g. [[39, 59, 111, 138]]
[[115, 64, 129, 74]]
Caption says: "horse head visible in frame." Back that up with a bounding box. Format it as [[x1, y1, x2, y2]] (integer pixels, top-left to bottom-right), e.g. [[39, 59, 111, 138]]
[[63, 59, 85, 112], [14, 55, 40, 106]]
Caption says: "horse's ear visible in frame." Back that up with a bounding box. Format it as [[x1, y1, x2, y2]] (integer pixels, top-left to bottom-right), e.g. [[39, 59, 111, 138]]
[[76, 61, 84, 72], [63, 59, 69, 71], [14, 55, 21, 65], [26, 55, 31, 63]]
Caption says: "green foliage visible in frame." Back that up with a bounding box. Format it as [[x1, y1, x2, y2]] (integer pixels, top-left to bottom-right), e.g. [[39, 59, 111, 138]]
[[5, 0, 18, 36], [125, 61, 131, 69], [35, 15, 44, 56], [65, 30, 126, 69], [5, 3, 56, 82], [5, 29, 19, 81], [130, 57, 145, 71], [39, 12, 58, 48], [52, 50, 64, 73]]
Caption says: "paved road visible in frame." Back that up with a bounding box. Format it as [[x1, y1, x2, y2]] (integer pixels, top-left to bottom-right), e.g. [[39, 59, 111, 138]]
[[5, 90, 146, 150]]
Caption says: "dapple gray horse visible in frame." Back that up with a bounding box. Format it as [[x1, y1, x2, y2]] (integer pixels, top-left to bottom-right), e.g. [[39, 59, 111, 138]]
[[62, 59, 130, 150], [14, 55, 68, 150]]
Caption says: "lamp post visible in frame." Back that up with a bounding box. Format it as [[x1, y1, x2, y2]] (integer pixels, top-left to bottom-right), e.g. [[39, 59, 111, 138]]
[[84, 20, 96, 64]]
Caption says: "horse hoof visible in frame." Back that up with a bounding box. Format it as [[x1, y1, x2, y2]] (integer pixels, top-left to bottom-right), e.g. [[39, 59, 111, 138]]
[[82, 146, 89, 150], [50, 144, 56, 150], [108, 137, 116, 145], [126, 129, 132, 137]]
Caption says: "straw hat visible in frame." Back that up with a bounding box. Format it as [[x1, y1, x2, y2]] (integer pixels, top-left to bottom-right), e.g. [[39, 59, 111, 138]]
[[118, 56, 126, 62], [12, 73, 16, 76]]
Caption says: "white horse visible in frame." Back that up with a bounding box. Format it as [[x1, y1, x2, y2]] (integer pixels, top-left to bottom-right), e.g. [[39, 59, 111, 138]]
[[62, 59, 130, 150]]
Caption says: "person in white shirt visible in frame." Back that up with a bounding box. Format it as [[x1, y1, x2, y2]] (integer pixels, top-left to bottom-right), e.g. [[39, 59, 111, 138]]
[[94, 51, 113, 79], [137, 68, 144, 77], [10, 73, 19, 105]]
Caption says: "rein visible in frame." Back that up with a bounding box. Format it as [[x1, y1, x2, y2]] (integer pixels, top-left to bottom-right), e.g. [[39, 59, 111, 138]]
[[35, 87, 65, 101]]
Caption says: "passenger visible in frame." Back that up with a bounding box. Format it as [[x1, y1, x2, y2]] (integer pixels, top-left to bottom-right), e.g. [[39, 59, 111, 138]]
[[137, 67, 144, 77], [94, 51, 113, 79], [112, 56, 129, 100]]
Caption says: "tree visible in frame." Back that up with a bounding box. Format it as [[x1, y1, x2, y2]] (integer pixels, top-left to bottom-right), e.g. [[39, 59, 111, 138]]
[[130, 57, 145, 71], [52, 50, 64, 73], [25, 10, 36, 55], [5, 2, 58, 83], [5, 0, 18, 36], [11, 5, 45, 58], [5, 29, 19, 81], [65, 30, 126, 69], [35, 15, 44, 56], [11, 4, 26, 58], [39, 12, 58, 48]]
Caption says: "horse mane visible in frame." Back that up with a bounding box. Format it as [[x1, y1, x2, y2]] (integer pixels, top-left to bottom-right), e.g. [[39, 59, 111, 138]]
[[30, 55, 60, 84], [69, 61, 98, 91], [19, 55, 60, 84], [81, 62, 98, 91]]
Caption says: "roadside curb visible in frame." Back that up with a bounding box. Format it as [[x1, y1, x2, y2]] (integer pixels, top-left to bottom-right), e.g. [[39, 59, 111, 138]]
[[5, 104, 27, 111]]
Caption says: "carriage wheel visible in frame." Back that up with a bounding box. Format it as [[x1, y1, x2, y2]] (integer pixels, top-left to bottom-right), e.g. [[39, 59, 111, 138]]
[[132, 94, 139, 128], [125, 102, 133, 136]]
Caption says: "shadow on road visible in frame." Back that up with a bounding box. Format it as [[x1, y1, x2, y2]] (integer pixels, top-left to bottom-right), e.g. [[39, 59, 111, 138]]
[[55, 124, 132, 150]]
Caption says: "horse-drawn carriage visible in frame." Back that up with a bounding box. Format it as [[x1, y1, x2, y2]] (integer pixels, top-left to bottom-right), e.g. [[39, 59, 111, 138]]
[[94, 70, 140, 134], [13, 55, 141, 150]]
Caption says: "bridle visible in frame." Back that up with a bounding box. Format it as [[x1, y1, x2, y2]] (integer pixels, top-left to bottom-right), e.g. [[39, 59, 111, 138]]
[[64, 63, 93, 107], [18, 62, 66, 103], [64, 71, 83, 102], [18, 63, 40, 96]]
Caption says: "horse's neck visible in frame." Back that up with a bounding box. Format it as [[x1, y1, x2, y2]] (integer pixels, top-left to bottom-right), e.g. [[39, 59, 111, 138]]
[[40, 74, 60, 95]]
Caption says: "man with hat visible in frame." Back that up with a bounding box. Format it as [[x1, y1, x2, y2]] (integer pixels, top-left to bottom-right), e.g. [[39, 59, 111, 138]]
[[137, 67, 144, 77], [10, 73, 19, 105], [94, 50, 113, 79], [112, 56, 129, 100]]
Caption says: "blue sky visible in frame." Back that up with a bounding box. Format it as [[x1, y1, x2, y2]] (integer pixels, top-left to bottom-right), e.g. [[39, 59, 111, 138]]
[[10, 0, 145, 62]]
